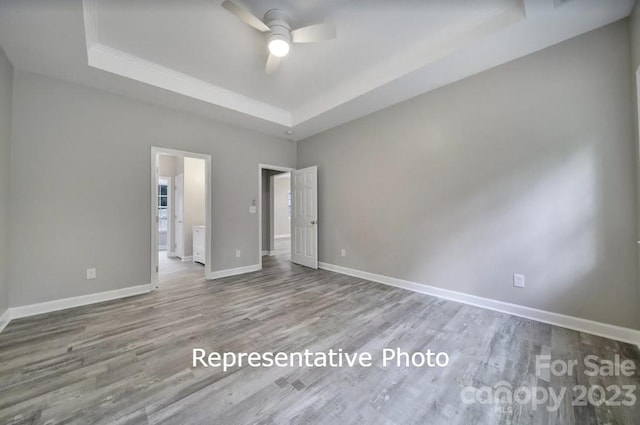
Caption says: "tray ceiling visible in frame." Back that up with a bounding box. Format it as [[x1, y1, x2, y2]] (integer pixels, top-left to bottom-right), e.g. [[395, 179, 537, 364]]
[[0, 0, 634, 140]]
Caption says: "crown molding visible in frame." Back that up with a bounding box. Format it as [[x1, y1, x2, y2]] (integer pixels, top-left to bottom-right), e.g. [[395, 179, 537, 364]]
[[87, 43, 293, 127], [78, 0, 633, 138], [291, 1, 526, 125], [82, 0, 291, 127], [81, 0, 525, 129]]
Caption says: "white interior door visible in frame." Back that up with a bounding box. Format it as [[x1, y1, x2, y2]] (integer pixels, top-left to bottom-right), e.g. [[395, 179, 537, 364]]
[[175, 174, 184, 259], [291, 166, 318, 269]]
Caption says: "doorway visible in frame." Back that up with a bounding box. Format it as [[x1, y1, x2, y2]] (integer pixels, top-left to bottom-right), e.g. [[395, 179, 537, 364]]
[[263, 170, 291, 258], [258, 164, 318, 270], [152, 148, 212, 288], [272, 172, 291, 256], [259, 164, 293, 268]]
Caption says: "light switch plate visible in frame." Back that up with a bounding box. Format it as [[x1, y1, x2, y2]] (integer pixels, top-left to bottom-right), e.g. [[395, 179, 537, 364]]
[[87, 268, 97, 280], [249, 206, 257, 214]]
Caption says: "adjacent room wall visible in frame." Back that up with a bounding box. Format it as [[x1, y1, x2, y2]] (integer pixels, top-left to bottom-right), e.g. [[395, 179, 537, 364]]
[[158, 154, 176, 178], [298, 21, 640, 329], [0, 47, 12, 318], [183, 157, 206, 257], [274, 174, 290, 238], [176, 155, 184, 176], [9, 71, 296, 307], [261, 169, 282, 252]]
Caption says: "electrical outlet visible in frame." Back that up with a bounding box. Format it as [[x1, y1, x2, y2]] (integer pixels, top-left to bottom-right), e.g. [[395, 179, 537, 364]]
[[513, 274, 525, 288], [341, 249, 346, 257], [236, 250, 241, 258], [86, 268, 97, 280]]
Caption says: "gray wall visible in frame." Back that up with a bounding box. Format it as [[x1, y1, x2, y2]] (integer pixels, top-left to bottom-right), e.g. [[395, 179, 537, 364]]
[[0, 47, 12, 317], [9, 71, 296, 307], [630, 8, 640, 287], [298, 21, 640, 329], [631, 5, 640, 74]]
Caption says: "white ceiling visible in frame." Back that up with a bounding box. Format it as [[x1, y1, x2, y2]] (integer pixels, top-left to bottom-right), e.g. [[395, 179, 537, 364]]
[[95, 0, 516, 110], [0, 0, 635, 140]]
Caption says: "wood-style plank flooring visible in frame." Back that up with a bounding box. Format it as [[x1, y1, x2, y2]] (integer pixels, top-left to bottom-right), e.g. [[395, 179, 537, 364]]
[[0, 247, 639, 424], [158, 251, 202, 276]]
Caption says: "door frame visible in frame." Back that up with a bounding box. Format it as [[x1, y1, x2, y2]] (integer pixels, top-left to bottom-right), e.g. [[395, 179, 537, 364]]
[[151, 147, 212, 289], [258, 163, 294, 269]]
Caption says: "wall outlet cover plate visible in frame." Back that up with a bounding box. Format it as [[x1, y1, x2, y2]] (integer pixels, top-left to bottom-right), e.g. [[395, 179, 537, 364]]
[[513, 274, 525, 288]]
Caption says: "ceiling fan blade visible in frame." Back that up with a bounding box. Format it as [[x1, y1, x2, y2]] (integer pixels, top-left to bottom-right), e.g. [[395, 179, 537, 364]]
[[291, 23, 336, 43], [221, 0, 270, 32], [265, 54, 281, 74]]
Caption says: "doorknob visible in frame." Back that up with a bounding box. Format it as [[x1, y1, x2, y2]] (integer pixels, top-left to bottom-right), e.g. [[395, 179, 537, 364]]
[[311, 220, 317, 225]]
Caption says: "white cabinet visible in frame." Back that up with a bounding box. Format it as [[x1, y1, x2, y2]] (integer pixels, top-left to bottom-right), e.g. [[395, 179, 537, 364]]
[[193, 226, 206, 265]]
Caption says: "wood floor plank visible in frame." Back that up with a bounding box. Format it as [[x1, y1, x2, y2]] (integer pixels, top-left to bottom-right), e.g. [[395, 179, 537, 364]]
[[0, 247, 638, 424]]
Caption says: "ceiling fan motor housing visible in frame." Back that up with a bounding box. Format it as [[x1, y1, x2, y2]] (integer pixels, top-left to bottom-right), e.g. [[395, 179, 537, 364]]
[[265, 9, 292, 45]]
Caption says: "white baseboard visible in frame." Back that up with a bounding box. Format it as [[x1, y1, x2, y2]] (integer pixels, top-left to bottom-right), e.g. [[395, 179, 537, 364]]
[[167, 251, 177, 258], [274, 234, 291, 239], [319, 262, 640, 346], [10, 284, 152, 320], [207, 264, 261, 280], [181, 256, 193, 263], [0, 309, 10, 334], [261, 250, 276, 256]]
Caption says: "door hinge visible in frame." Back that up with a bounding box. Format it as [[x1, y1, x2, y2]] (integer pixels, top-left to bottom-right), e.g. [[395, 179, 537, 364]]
[[155, 266, 158, 272]]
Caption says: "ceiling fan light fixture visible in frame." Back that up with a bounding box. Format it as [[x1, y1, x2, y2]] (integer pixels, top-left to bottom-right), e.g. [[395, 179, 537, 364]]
[[222, 2, 336, 74], [268, 38, 290, 57]]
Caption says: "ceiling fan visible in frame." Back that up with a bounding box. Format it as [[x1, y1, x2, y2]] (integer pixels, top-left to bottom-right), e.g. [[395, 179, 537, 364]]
[[221, 0, 337, 74]]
